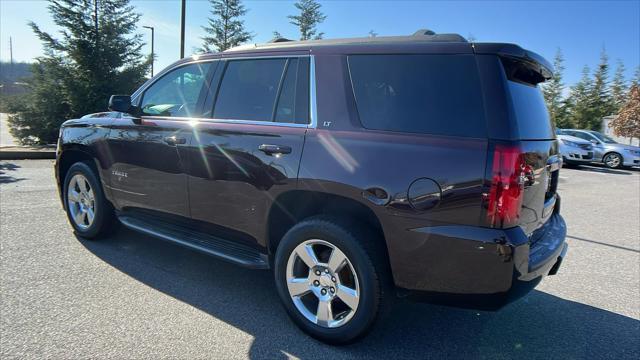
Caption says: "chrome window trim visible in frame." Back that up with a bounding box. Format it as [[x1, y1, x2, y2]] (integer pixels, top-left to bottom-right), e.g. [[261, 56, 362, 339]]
[[138, 116, 310, 128], [136, 54, 318, 130], [309, 55, 318, 129]]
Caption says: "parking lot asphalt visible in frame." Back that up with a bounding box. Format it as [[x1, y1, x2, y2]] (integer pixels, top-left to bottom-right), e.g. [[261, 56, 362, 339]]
[[1, 160, 639, 359]]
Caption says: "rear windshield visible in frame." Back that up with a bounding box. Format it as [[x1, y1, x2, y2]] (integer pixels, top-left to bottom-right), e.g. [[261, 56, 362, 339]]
[[348, 54, 486, 138], [505, 79, 555, 140]]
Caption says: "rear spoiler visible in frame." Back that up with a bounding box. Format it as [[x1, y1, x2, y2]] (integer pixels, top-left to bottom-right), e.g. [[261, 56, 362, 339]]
[[474, 43, 553, 84]]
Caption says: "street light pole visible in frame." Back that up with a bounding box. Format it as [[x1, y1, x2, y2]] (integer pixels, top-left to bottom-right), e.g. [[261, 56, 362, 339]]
[[143, 26, 155, 77], [180, 0, 186, 58]]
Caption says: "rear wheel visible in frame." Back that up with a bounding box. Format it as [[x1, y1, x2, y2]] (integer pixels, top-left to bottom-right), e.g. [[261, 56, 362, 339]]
[[603, 152, 623, 169], [274, 216, 389, 344], [63, 161, 115, 239]]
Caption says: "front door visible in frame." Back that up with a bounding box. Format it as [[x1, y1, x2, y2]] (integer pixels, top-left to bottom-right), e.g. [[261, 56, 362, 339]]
[[106, 61, 216, 218], [186, 56, 310, 247]]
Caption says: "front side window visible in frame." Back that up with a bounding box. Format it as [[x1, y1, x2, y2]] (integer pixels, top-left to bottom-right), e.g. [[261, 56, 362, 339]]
[[589, 131, 617, 144], [140, 62, 212, 117]]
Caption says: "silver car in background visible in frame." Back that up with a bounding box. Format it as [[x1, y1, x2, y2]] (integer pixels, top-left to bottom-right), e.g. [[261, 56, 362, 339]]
[[556, 132, 594, 166], [558, 129, 640, 169]]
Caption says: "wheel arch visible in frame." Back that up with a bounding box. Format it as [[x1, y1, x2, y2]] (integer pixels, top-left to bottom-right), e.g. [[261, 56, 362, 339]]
[[266, 190, 390, 266], [57, 145, 107, 207]]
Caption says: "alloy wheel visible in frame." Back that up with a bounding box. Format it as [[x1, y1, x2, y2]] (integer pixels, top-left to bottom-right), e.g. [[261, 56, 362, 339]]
[[67, 174, 96, 230], [285, 239, 360, 328], [604, 153, 621, 168]]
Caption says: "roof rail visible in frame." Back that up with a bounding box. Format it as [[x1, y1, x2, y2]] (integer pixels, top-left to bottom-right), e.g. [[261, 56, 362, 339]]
[[269, 37, 293, 43], [412, 29, 467, 43], [413, 29, 436, 36]]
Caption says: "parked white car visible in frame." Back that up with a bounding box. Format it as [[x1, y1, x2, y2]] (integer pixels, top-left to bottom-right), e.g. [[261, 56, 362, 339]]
[[556, 132, 594, 166]]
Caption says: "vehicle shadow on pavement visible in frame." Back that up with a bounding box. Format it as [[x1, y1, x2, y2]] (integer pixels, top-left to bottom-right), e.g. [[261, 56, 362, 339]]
[[0, 162, 25, 184], [79, 227, 640, 360], [567, 164, 638, 175]]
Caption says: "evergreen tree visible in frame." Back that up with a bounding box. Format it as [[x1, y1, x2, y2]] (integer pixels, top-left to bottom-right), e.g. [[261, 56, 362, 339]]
[[288, 0, 326, 40], [587, 48, 614, 129], [631, 65, 640, 88], [542, 49, 571, 128], [201, 0, 252, 52], [7, 0, 148, 144], [567, 65, 594, 130], [611, 60, 628, 112]]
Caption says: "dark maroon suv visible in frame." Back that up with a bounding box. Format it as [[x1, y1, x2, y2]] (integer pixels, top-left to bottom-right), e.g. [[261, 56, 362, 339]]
[[55, 30, 568, 344]]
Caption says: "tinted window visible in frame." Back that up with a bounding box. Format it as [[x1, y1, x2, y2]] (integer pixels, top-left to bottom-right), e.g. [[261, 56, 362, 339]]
[[274, 59, 298, 123], [348, 54, 486, 137], [507, 80, 555, 139], [141, 62, 212, 117], [214, 59, 286, 121], [589, 131, 617, 144]]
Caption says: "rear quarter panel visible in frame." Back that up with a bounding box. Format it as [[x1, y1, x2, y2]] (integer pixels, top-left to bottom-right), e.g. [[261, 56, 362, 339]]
[[301, 54, 489, 290]]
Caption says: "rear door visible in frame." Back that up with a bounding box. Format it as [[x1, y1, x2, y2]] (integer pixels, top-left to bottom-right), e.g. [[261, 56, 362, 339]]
[[106, 61, 215, 217], [185, 56, 309, 247]]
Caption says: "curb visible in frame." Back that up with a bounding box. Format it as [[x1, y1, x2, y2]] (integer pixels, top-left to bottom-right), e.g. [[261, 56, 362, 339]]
[[0, 151, 56, 160]]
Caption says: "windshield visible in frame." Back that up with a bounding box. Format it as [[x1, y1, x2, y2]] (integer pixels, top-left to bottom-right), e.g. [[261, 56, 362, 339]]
[[589, 131, 618, 144]]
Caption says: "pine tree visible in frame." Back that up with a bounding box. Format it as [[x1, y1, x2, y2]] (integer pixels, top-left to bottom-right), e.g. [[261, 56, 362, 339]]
[[587, 48, 614, 129], [611, 60, 628, 112], [542, 49, 571, 128], [201, 0, 252, 52], [567, 65, 594, 130], [288, 0, 327, 41], [7, 0, 148, 144]]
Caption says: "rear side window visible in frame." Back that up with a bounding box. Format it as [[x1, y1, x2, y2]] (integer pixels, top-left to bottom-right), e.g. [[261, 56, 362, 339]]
[[348, 54, 486, 137], [506, 80, 555, 139], [275, 58, 310, 124], [214, 59, 286, 121]]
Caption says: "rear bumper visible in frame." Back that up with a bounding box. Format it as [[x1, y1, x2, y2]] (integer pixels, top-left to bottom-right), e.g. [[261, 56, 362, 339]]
[[391, 212, 567, 311]]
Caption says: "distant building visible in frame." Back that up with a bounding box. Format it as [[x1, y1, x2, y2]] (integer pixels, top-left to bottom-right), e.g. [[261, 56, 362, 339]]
[[602, 115, 639, 146]]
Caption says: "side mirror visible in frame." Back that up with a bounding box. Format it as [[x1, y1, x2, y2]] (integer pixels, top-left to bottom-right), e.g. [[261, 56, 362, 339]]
[[108, 95, 141, 117], [590, 139, 599, 145]]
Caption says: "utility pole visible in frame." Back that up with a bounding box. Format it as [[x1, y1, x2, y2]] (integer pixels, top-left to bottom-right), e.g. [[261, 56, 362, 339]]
[[180, 0, 186, 58], [9, 36, 13, 65], [143, 26, 155, 77]]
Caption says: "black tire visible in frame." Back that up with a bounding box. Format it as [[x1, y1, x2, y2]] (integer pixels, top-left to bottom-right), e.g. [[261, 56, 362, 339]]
[[603, 152, 623, 169], [274, 216, 390, 344], [63, 161, 116, 239]]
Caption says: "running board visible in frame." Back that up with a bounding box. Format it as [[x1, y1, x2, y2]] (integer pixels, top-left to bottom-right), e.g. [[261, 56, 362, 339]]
[[118, 215, 269, 269]]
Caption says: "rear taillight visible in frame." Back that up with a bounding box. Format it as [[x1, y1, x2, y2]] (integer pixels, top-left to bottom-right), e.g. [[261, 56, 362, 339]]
[[486, 143, 530, 228]]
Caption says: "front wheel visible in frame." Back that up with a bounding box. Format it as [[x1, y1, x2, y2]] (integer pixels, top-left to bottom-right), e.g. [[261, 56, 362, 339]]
[[603, 152, 623, 169], [274, 217, 389, 344], [63, 161, 116, 239]]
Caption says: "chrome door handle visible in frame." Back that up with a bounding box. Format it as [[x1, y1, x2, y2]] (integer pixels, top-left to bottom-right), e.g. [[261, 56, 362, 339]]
[[258, 144, 292, 155], [164, 136, 186, 145]]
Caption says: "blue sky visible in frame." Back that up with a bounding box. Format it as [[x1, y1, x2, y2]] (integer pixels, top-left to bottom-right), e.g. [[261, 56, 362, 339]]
[[1, 0, 638, 87]]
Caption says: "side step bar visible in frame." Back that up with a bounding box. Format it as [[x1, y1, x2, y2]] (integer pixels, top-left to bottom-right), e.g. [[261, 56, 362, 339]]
[[118, 215, 269, 269]]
